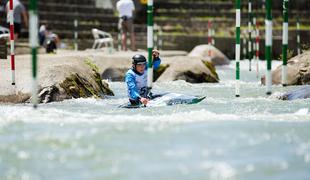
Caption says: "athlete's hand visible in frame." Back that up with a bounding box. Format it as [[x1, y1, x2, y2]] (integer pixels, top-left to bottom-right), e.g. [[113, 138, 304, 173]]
[[152, 49, 160, 58], [140, 97, 149, 106]]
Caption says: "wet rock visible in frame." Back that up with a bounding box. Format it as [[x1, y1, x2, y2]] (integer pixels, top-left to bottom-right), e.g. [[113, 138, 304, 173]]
[[55, 60, 114, 101], [101, 64, 169, 82], [157, 56, 219, 83], [0, 59, 114, 104], [102, 68, 127, 82], [261, 51, 310, 85], [153, 64, 170, 82], [188, 44, 230, 65], [38, 85, 60, 103], [279, 86, 310, 100], [0, 92, 30, 104]]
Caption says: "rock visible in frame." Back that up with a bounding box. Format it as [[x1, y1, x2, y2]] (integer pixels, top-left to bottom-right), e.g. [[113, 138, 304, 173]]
[[0, 92, 31, 104], [102, 68, 127, 82], [36, 60, 114, 103], [261, 51, 310, 85], [101, 64, 169, 82], [38, 85, 60, 103], [188, 44, 230, 65], [157, 56, 219, 83], [0, 50, 220, 104], [154, 64, 170, 82], [54, 60, 114, 101], [0, 58, 114, 104], [279, 86, 310, 100]]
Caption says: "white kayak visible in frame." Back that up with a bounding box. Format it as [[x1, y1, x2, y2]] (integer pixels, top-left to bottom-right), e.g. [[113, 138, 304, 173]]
[[119, 93, 206, 109]]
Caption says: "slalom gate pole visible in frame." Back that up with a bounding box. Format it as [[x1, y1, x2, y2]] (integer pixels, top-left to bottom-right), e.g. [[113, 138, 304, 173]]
[[235, 0, 241, 97], [118, 23, 121, 51], [74, 19, 78, 51], [248, 0, 253, 71], [212, 28, 215, 46], [255, 18, 260, 79], [265, 0, 272, 95], [154, 24, 158, 50], [208, 20, 212, 56], [29, 0, 39, 108], [158, 27, 163, 50], [282, 0, 289, 86], [243, 35, 247, 60], [296, 17, 301, 55], [9, 0, 15, 85], [147, 0, 154, 91]]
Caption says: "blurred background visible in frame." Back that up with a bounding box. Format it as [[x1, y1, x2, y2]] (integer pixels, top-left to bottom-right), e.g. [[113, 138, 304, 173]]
[[1, 0, 310, 59]]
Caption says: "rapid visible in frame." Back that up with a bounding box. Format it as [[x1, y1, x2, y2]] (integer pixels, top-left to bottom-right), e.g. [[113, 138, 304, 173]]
[[0, 60, 309, 180]]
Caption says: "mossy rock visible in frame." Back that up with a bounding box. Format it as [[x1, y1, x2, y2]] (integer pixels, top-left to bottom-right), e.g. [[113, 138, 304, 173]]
[[85, 59, 114, 96], [60, 73, 99, 98], [202, 60, 219, 80], [37, 59, 114, 103], [153, 64, 170, 82]]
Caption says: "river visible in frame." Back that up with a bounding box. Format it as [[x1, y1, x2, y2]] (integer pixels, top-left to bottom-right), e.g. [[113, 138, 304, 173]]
[[0, 60, 309, 180]]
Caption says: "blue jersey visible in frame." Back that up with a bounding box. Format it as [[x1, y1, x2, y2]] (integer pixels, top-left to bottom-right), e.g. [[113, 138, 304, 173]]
[[125, 57, 161, 100]]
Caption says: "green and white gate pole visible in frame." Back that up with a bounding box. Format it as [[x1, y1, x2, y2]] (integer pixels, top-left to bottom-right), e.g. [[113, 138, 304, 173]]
[[265, 0, 272, 95], [158, 27, 163, 50], [74, 19, 78, 51], [118, 23, 121, 51], [29, 0, 38, 108], [254, 18, 260, 79], [9, 0, 15, 85], [147, 0, 153, 92], [248, 0, 253, 71], [235, 0, 241, 97], [154, 23, 158, 50], [296, 17, 301, 55], [243, 34, 247, 60], [212, 28, 215, 46], [282, 0, 289, 86], [208, 20, 212, 56]]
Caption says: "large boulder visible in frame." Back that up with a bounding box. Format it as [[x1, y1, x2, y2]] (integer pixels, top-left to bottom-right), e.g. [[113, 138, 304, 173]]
[[101, 67, 128, 81], [37, 60, 114, 103], [261, 51, 310, 85], [0, 59, 114, 103], [101, 64, 169, 82], [157, 56, 219, 83], [188, 44, 230, 65], [279, 86, 310, 100]]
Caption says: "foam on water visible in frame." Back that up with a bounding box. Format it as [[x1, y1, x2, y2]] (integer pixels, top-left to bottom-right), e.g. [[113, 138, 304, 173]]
[[1, 60, 310, 179], [0, 97, 309, 128]]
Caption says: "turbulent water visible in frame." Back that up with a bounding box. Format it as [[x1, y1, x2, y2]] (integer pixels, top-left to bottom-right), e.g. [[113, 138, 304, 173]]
[[0, 60, 310, 180]]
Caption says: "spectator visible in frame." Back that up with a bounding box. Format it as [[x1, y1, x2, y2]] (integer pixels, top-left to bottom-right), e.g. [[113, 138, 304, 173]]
[[5, 0, 28, 39], [38, 24, 60, 53], [39, 24, 47, 46], [116, 0, 136, 51]]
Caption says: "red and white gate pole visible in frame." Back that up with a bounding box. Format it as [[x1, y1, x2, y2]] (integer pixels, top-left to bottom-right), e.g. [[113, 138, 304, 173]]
[[9, 0, 16, 85]]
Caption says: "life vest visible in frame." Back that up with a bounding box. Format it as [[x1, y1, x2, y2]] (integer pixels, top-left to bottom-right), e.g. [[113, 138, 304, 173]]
[[127, 69, 148, 98]]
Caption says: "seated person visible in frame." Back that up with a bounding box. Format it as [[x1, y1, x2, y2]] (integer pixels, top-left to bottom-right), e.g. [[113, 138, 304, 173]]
[[125, 50, 161, 106], [38, 24, 60, 53]]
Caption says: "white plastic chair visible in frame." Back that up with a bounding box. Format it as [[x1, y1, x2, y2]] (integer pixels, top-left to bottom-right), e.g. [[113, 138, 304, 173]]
[[0, 26, 9, 39], [92, 28, 114, 51]]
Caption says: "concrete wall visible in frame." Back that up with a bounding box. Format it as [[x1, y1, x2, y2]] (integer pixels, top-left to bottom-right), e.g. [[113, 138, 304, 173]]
[[95, 0, 113, 9], [162, 30, 310, 60]]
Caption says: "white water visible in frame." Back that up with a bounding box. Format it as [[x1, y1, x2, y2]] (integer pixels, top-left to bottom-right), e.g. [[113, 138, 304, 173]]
[[0, 60, 310, 180]]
